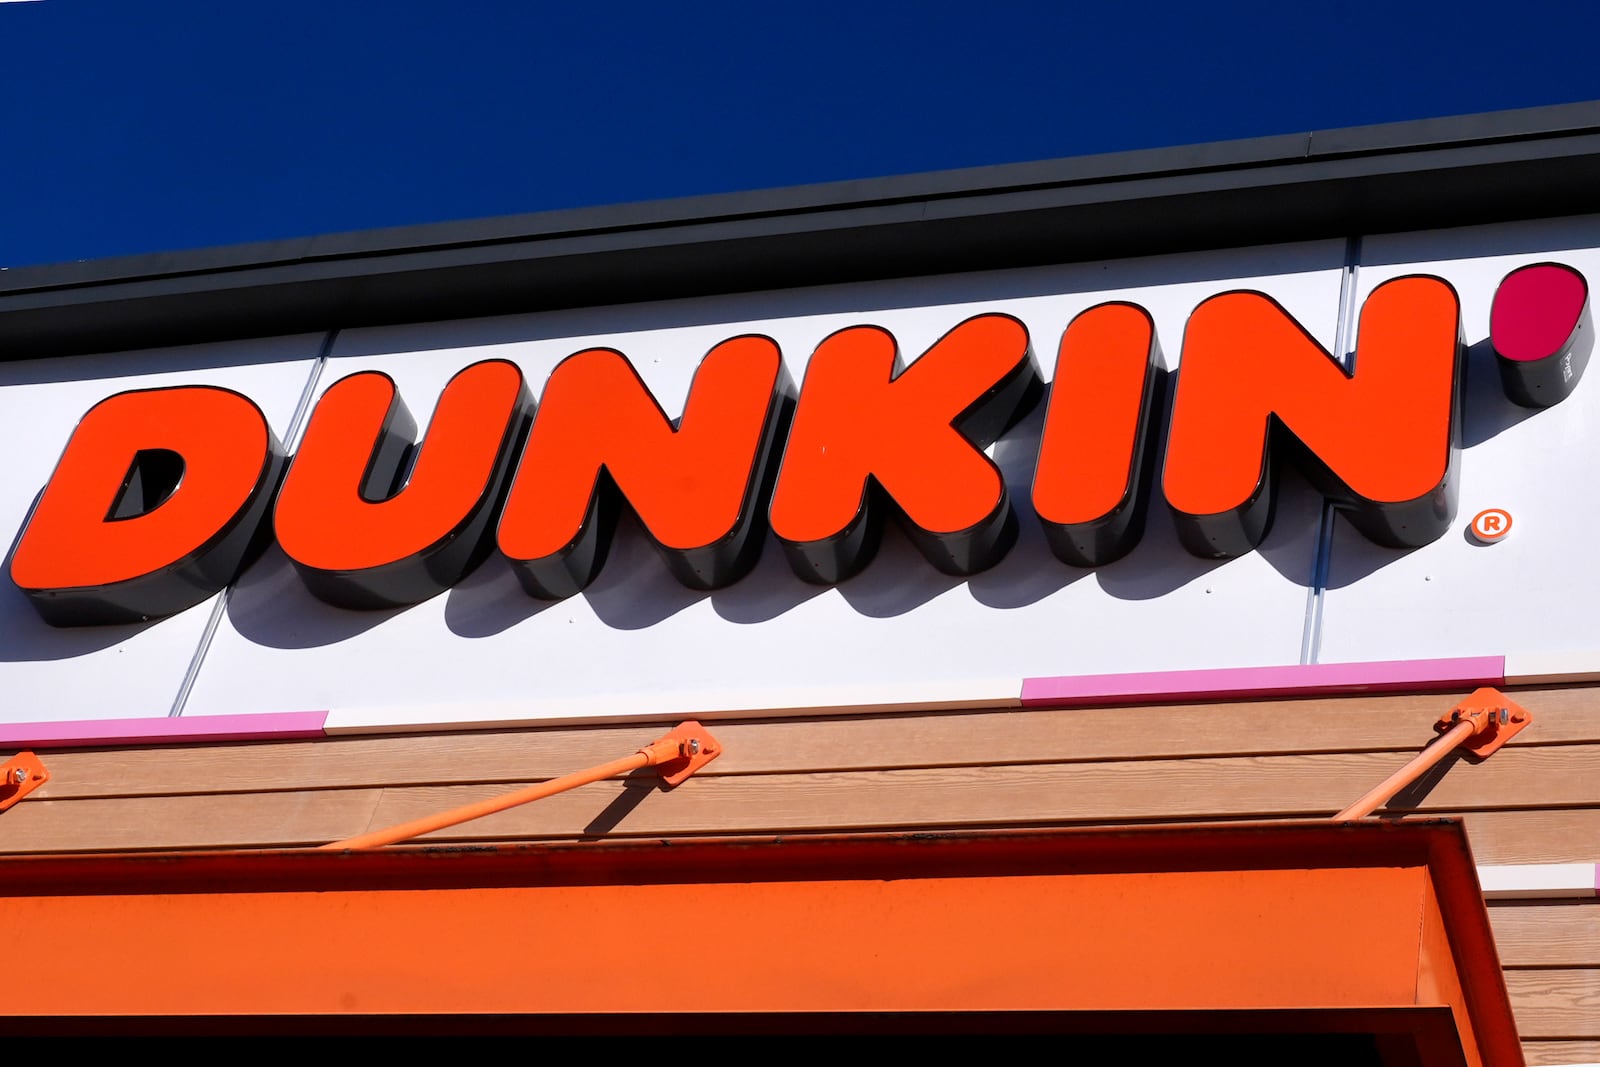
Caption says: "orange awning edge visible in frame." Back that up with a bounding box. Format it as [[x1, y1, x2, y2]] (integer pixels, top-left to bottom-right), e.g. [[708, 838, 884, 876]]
[[0, 819, 1522, 1061]]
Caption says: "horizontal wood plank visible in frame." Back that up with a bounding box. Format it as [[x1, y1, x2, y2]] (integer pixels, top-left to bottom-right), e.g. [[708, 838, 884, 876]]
[[0, 796, 1595, 883], [1489, 903, 1600, 967], [1421, 810, 1600, 866], [5, 774, 1600, 858], [344, 750, 1600, 839], [1523, 1039, 1600, 1065], [1506, 968, 1600, 1039], [0, 790, 384, 853]]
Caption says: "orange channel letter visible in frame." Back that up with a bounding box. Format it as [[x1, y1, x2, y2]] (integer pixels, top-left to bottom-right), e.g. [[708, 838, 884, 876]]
[[1032, 302, 1161, 567], [1163, 276, 1462, 558], [769, 314, 1041, 583], [11, 386, 284, 626], [497, 336, 790, 599], [275, 360, 532, 608]]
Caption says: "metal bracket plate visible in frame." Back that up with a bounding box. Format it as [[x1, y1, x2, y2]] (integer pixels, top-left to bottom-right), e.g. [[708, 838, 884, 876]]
[[1437, 688, 1532, 759], [0, 752, 49, 812], [654, 721, 722, 787]]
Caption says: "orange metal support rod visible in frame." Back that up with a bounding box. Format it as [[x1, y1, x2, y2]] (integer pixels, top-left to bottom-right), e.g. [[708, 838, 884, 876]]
[[322, 721, 720, 850], [1333, 688, 1530, 822]]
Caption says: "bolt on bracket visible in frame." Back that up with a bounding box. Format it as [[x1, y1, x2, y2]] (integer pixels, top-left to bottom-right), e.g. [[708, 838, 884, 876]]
[[649, 721, 724, 786], [1438, 688, 1532, 759], [0, 752, 49, 812]]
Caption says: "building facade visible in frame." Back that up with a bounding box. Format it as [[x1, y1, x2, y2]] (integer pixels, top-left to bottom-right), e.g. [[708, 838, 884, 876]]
[[0, 103, 1596, 1060]]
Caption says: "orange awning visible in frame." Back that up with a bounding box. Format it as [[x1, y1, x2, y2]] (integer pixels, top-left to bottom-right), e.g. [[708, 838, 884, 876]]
[[0, 819, 1519, 1062]]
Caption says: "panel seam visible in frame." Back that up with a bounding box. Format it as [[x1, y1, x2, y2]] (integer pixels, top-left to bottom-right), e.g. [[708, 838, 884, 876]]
[[1300, 237, 1362, 665], [167, 330, 338, 717]]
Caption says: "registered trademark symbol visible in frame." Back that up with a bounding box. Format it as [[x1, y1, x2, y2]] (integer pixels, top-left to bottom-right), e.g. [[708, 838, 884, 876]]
[[1469, 508, 1513, 543]]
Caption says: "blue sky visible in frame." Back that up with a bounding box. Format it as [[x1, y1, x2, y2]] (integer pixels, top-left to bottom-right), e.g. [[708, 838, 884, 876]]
[[2, 1, 1597, 268]]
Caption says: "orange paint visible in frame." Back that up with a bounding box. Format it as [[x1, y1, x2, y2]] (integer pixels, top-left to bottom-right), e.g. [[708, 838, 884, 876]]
[[497, 338, 787, 598], [275, 360, 531, 608], [10, 386, 281, 625], [1163, 276, 1462, 557]]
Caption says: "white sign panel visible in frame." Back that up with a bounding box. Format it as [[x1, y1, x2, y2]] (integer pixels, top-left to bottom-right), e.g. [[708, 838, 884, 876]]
[[2, 219, 1590, 733]]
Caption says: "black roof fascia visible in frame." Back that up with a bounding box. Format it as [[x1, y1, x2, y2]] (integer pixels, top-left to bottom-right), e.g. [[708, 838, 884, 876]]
[[3, 100, 1599, 360]]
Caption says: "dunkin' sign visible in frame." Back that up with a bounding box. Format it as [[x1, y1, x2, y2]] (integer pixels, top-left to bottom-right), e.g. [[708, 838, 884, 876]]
[[10, 263, 1591, 628]]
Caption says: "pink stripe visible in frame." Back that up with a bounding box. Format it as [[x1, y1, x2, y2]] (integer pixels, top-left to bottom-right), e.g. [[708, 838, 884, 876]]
[[0, 712, 328, 749], [1594, 864, 1600, 896], [1020, 657, 1505, 708]]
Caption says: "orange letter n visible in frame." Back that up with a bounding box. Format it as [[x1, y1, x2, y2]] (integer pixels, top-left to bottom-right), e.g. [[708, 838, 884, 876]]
[[1163, 276, 1462, 558], [497, 337, 790, 599]]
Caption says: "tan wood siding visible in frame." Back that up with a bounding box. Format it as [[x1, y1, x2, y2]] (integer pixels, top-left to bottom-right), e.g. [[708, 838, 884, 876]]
[[1506, 969, 1600, 1039], [1524, 1040, 1600, 1066], [22, 684, 1600, 799], [1490, 902, 1600, 968]]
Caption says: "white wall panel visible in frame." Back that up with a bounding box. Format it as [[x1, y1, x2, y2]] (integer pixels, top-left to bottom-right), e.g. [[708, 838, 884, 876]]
[[1319, 216, 1600, 667], [180, 244, 1343, 727], [0, 337, 323, 722]]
